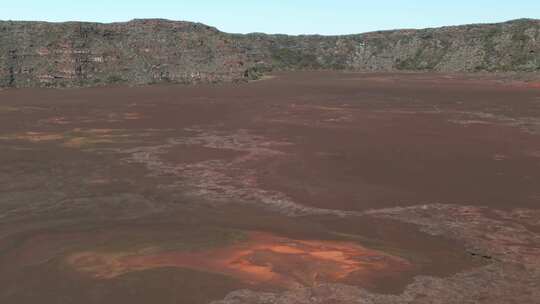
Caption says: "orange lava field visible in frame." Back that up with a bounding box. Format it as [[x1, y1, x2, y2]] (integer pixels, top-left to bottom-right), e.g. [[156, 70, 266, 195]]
[[67, 232, 411, 288]]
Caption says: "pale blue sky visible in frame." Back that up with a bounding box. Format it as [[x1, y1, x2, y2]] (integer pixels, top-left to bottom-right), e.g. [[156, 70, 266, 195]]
[[1, 1, 539, 35]]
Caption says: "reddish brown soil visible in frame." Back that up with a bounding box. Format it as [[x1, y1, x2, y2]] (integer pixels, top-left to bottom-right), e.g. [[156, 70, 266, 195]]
[[0, 71, 539, 303]]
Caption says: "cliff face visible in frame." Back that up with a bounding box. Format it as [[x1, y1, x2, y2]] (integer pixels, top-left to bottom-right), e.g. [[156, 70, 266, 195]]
[[0, 19, 251, 88], [1, 18, 539, 88], [240, 18, 540, 73]]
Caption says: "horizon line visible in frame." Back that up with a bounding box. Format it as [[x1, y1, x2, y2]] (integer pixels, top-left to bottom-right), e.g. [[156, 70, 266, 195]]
[[0, 17, 538, 36]]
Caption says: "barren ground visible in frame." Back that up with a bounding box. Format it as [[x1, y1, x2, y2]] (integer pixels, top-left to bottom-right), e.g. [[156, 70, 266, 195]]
[[0, 71, 539, 303]]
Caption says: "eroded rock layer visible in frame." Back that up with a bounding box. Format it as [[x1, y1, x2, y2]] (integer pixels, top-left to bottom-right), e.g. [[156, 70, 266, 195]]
[[1, 18, 539, 87]]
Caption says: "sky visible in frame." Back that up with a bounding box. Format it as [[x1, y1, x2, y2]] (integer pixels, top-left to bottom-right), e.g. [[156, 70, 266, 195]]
[[1, 1, 539, 35]]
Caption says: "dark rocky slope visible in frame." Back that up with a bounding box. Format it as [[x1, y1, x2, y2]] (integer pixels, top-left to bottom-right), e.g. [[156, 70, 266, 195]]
[[1, 18, 539, 88]]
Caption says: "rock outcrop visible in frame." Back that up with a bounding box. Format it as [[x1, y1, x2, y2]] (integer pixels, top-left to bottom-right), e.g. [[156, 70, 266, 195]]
[[1, 18, 539, 88]]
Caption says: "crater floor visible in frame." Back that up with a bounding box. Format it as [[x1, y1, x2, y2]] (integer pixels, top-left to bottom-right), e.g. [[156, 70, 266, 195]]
[[0, 71, 539, 303]]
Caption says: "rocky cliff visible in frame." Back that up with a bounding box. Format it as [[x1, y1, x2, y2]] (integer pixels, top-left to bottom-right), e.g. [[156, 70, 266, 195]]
[[1, 18, 539, 88]]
